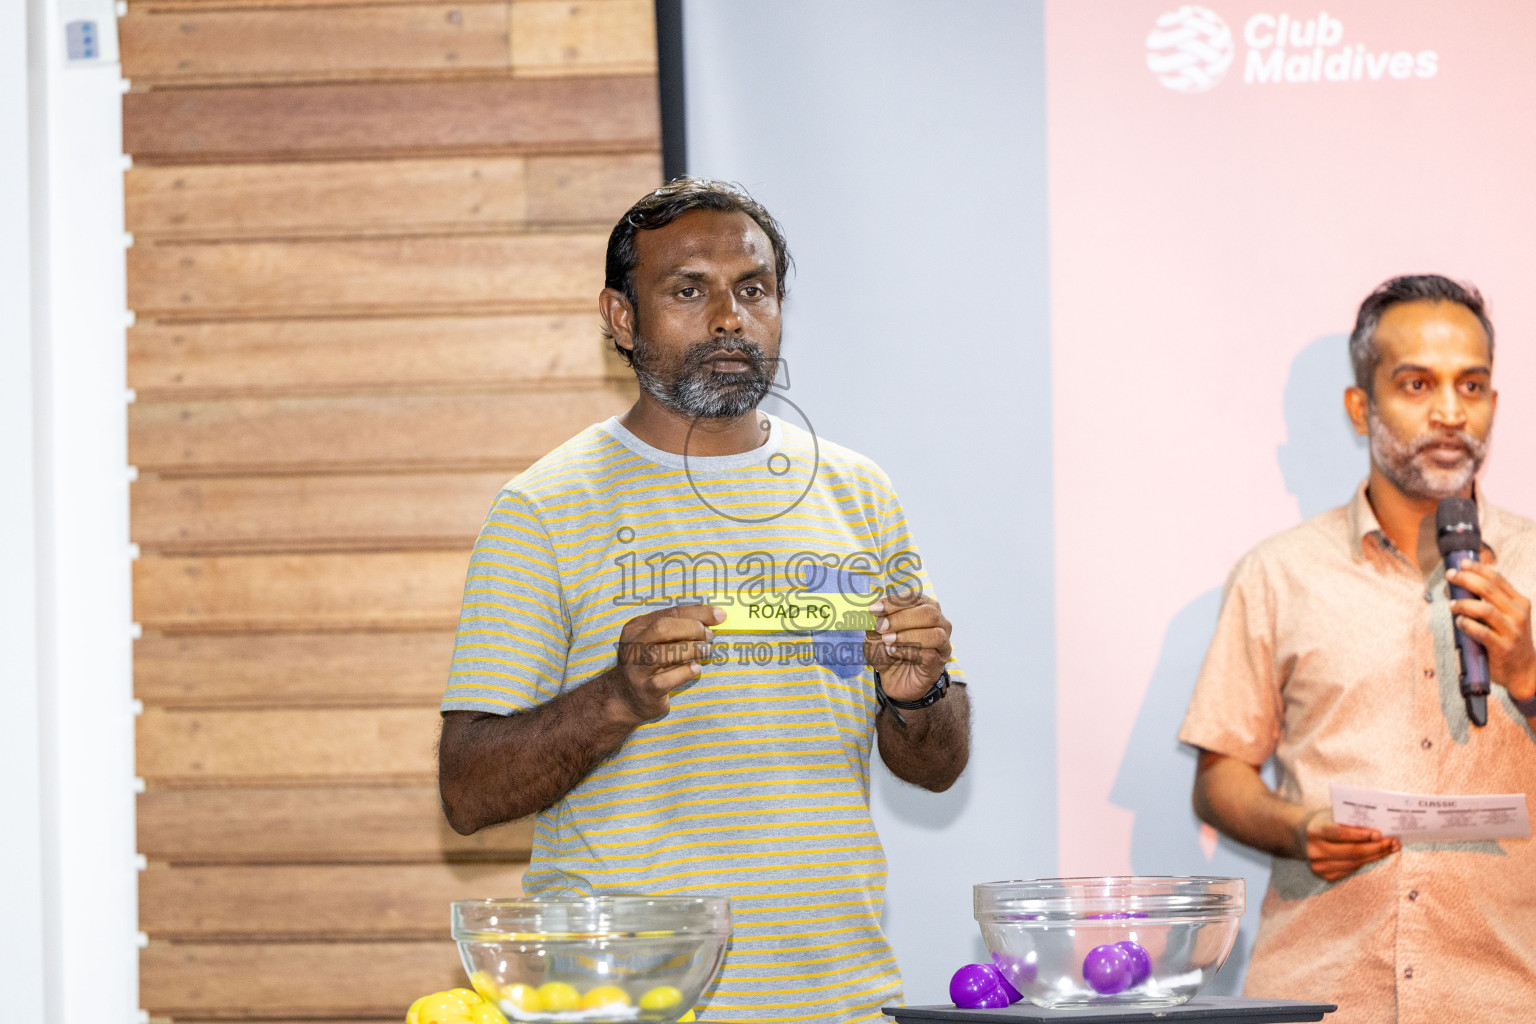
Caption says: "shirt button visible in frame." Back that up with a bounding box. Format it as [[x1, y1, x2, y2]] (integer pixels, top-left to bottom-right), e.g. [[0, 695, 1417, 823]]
[[1408, 890, 1419, 901], [1404, 967, 1414, 979], [1423, 667, 1436, 679], [1421, 738, 1433, 749], [1424, 591, 1434, 603]]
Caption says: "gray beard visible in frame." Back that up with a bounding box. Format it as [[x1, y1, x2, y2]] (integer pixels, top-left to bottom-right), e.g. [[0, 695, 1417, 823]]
[[1367, 409, 1490, 501], [630, 331, 775, 419]]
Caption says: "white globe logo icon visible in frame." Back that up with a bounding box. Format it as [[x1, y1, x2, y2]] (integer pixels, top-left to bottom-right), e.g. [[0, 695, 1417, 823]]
[[1146, 6, 1233, 93]]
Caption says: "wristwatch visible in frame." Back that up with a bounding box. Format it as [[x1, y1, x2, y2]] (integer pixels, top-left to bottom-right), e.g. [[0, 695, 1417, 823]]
[[874, 669, 955, 726]]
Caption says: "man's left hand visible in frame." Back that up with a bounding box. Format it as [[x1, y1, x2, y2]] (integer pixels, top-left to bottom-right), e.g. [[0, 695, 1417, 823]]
[[1447, 563, 1536, 705], [865, 593, 953, 701]]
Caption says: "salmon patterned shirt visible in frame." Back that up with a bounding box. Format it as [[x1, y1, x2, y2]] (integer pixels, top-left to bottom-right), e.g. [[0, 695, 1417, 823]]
[[1180, 483, 1536, 1024]]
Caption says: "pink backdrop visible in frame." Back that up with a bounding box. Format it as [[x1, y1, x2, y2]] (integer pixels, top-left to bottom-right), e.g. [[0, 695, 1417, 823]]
[[1046, 0, 1536, 874]]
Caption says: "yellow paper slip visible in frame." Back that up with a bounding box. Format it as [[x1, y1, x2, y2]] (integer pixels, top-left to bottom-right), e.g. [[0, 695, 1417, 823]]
[[712, 591, 879, 633]]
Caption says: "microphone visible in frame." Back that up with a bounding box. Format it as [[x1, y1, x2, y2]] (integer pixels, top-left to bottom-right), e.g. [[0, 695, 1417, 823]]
[[1437, 497, 1490, 727]]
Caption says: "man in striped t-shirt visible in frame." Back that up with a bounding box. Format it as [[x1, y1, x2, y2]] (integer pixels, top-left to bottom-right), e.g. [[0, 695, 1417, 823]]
[[439, 179, 971, 1023]]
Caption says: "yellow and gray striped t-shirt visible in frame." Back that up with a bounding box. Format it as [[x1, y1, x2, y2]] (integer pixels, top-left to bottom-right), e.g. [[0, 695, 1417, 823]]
[[443, 414, 961, 1023]]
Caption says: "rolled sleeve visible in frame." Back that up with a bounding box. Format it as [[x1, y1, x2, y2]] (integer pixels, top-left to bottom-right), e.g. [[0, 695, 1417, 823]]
[[1178, 553, 1283, 765]]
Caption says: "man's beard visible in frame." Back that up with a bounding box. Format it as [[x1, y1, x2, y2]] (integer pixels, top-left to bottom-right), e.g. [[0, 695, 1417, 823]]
[[1367, 409, 1490, 501], [630, 330, 776, 419]]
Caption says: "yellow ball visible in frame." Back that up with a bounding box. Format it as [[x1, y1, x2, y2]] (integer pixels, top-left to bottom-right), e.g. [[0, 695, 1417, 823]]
[[535, 981, 581, 1012], [580, 985, 632, 1010], [415, 991, 478, 1024], [406, 993, 428, 1024], [500, 983, 542, 1012], [468, 971, 501, 1003], [639, 985, 683, 1011], [470, 1002, 508, 1024]]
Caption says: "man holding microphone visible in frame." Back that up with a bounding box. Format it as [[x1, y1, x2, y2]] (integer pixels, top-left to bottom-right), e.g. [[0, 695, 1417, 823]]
[[1180, 275, 1536, 1022]]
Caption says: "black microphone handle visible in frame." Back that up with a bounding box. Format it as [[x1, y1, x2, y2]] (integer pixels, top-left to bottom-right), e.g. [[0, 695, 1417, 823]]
[[1446, 548, 1491, 727]]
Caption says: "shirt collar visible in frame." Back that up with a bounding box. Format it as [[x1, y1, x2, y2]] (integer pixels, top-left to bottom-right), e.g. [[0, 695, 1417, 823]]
[[1347, 478, 1502, 563], [1347, 480, 1392, 563]]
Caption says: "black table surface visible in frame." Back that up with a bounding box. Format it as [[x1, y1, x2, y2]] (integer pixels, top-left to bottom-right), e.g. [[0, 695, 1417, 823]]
[[883, 996, 1335, 1023]]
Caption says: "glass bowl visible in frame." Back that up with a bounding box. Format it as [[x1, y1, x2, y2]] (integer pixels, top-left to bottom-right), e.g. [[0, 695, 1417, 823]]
[[974, 876, 1244, 1009], [452, 896, 730, 1023]]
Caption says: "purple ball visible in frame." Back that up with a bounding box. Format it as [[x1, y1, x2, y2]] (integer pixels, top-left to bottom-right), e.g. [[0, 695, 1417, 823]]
[[1083, 943, 1134, 995], [992, 951, 1034, 991], [949, 963, 1012, 1009], [993, 966, 1023, 1003], [1115, 940, 1151, 986]]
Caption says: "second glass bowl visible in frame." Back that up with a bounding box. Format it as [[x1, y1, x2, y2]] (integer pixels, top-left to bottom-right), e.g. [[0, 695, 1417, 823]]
[[974, 875, 1244, 1009]]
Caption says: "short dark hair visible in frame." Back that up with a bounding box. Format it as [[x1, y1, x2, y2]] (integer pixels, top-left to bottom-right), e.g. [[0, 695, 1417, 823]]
[[1349, 274, 1495, 396], [602, 178, 792, 364]]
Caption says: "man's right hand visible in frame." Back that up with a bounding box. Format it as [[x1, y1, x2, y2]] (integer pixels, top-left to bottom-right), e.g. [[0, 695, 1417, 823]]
[[1298, 809, 1400, 882], [440, 603, 725, 835], [609, 604, 725, 724], [1193, 750, 1403, 884]]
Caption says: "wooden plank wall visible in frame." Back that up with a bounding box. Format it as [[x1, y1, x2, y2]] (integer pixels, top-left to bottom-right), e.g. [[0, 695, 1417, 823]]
[[122, 2, 654, 1019]]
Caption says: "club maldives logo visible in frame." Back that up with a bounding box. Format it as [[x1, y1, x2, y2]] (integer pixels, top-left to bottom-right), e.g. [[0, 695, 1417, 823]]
[[1147, 8, 1439, 92], [1146, 6, 1234, 92]]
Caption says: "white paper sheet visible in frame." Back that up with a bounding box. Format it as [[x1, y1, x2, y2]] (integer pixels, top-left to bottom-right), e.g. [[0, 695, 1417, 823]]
[[1330, 782, 1531, 843]]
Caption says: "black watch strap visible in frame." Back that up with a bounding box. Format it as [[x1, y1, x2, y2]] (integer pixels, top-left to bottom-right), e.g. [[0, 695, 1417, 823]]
[[874, 669, 955, 726], [1511, 688, 1536, 719]]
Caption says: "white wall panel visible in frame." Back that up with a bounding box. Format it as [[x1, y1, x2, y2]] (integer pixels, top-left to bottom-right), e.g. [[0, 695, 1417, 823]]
[[682, 1, 1056, 1004]]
